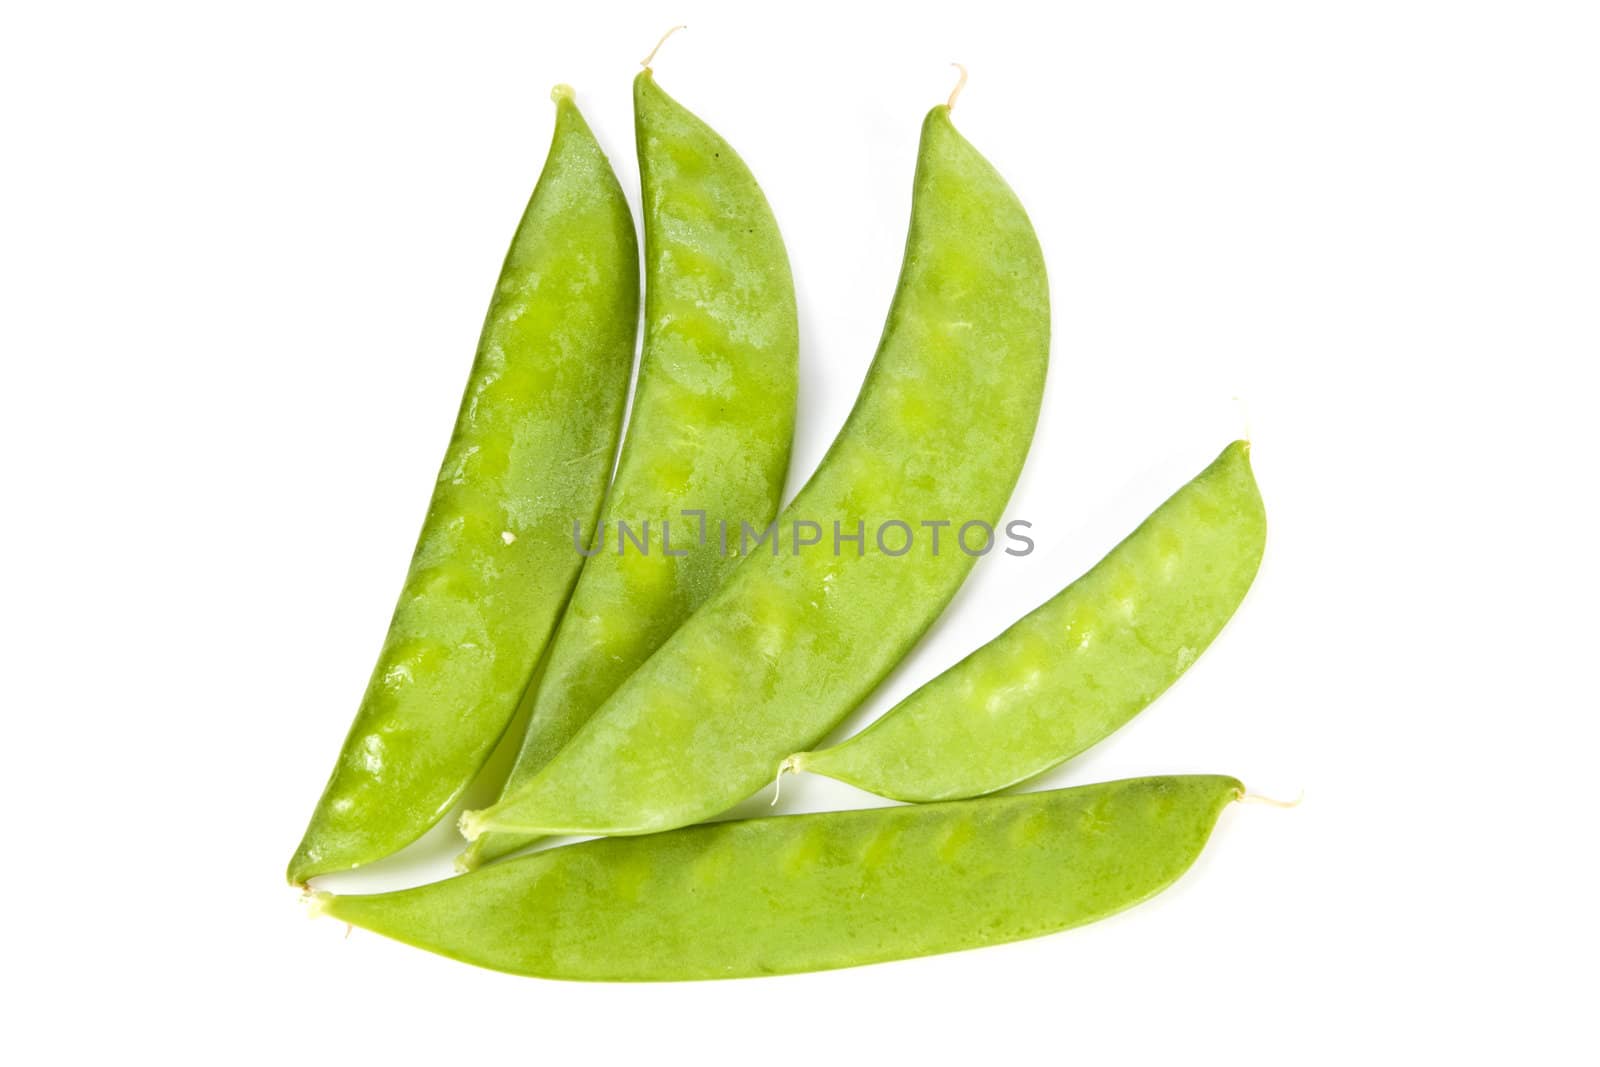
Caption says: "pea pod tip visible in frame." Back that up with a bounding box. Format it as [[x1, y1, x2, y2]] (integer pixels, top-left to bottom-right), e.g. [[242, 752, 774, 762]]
[[1235, 786, 1303, 808], [947, 62, 968, 110], [770, 754, 805, 804], [455, 840, 485, 873], [640, 25, 687, 71]]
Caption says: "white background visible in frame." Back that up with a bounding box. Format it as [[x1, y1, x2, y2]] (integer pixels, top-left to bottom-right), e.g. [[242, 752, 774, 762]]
[[3, 0, 1596, 1062]]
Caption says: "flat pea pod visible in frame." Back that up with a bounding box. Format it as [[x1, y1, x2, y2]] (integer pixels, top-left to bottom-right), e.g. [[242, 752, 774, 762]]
[[461, 100, 1050, 841], [463, 72, 799, 869], [789, 441, 1266, 802], [286, 88, 639, 885], [319, 775, 1240, 980]]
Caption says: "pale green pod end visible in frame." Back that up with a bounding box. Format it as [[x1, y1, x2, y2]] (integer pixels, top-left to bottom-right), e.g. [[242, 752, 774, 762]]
[[457, 809, 488, 842], [456, 830, 540, 872], [788, 738, 886, 798]]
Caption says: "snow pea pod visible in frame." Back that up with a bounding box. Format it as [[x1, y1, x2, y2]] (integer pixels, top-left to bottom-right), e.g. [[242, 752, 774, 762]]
[[320, 775, 1240, 980], [463, 72, 799, 869], [286, 88, 638, 885], [460, 97, 1049, 842], [790, 441, 1265, 802]]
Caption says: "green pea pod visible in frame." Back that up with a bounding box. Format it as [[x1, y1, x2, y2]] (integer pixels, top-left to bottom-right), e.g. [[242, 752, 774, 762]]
[[286, 88, 639, 885], [461, 99, 1049, 841], [319, 775, 1240, 980], [790, 441, 1266, 801], [463, 72, 799, 869]]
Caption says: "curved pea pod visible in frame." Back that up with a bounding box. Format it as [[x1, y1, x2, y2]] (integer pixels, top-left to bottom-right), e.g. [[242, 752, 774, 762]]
[[286, 89, 639, 885], [461, 101, 1050, 841], [319, 775, 1240, 980], [463, 72, 799, 869], [790, 441, 1266, 802]]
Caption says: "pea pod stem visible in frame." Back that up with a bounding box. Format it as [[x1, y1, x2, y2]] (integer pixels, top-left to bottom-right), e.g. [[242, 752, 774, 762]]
[[1236, 789, 1303, 807], [640, 25, 686, 69], [947, 62, 968, 109], [770, 756, 799, 805]]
